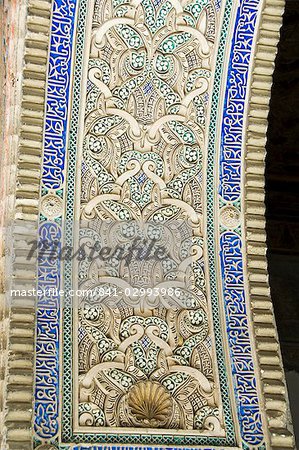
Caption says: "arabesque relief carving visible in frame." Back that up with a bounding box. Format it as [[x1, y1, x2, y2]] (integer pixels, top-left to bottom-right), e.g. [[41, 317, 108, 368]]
[[76, 0, 224, 435]]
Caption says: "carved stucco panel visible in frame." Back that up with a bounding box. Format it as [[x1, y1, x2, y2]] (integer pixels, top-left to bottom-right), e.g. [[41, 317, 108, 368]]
[[73, 0, 225, 435]]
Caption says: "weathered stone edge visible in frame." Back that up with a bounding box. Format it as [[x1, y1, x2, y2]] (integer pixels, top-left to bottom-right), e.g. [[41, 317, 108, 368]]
[[245, 0, 295, 448], [1, 1, 52, 449]]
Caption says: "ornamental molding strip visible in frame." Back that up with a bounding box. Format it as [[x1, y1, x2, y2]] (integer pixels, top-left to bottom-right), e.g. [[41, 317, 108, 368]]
[[244, 0, 294, 447], [0, 0, 295, 449], [0, 1, 52, 448]]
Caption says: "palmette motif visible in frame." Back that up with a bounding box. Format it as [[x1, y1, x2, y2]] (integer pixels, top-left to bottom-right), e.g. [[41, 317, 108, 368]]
[[77, 0, 224, 434], [127, 381, 173, 427]]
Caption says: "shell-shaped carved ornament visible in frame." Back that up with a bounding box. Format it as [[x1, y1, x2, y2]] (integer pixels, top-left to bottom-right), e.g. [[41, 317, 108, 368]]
[[127, 381, 173, 427]]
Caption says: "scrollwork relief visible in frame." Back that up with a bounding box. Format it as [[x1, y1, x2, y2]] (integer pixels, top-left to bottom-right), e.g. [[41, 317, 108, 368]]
[[76, 0, 224, 435]]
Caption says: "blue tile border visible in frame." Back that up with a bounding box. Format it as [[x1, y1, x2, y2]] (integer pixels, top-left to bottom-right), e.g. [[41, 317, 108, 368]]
[[35, 0, 77, 442], [218, 0, 263, 445]]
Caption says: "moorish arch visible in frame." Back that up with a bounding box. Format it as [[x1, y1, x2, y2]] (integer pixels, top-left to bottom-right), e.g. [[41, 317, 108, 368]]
[[0, 0, 295, 449]]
